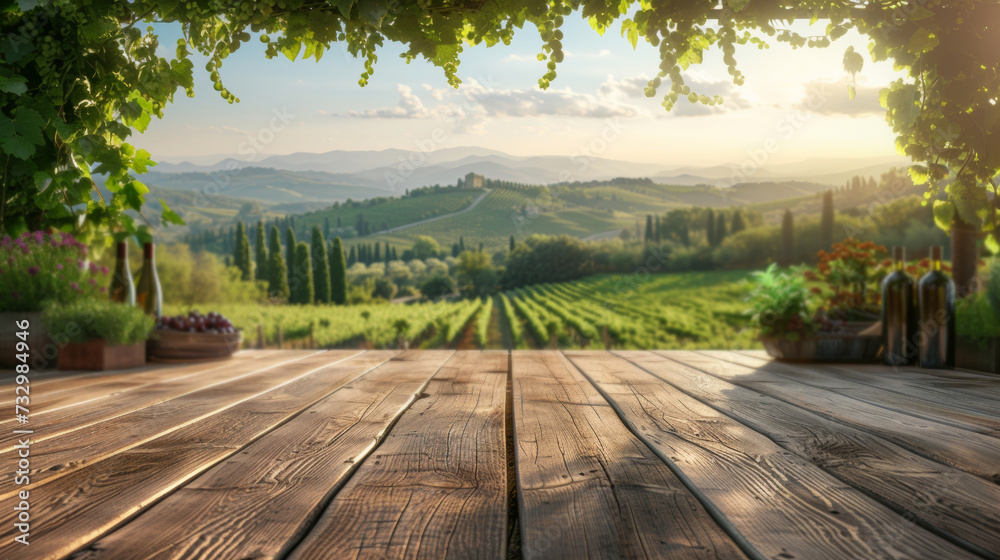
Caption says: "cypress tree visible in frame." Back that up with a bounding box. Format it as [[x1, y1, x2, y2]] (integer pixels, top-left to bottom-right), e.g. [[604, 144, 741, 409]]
[[655, 216, 662, 243], [730, 209, 747, 234], [291, 242, 314, 304], [374, 242, 381, 262], [329, 237, 347, 305], [451, 242, 460, 257], [268, 225, 281, 255], [384, 241, 391, 264], [391, 247, 398, 260], [311, 226, 331, 303], [780, 209, 795, 267], [254, 221, 268, 281], [285, 227, 296, 272], [820, 190, 834, 250], [323, 216, 331, 238], [348, 245, 357, 266], [706, 209, 716, 247], [509, 235, 516, 251], [459, 237, 465, 252], [267, 251, 290, 302], [715, 212, 727, 246], [233, 221, 251, 281], [644, 214, 653, 244]]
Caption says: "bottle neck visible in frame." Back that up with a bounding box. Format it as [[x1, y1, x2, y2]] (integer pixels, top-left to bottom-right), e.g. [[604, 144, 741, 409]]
[[116, 241, 127, 260], [143, 243, 154, 261], [894, 260, 903, 272], [932, 258, 941, 272]]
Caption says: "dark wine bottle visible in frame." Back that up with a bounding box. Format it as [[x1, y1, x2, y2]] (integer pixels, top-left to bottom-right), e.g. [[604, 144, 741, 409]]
[[135, 242, 162, 319], [917, 246, 955, 369], [109, 241, 135, 306], [881, 247, 916, 366]]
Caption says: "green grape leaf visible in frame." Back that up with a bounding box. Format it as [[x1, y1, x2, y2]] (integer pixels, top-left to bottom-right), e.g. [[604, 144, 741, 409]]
[[0, 75, 27, 95], [358, 0, 388, 28], [908, 28, 939, 54], [132, 149, 155, 174], [121, 180, 148, 210], [932, 200, 955, 231], [332, 0, 355, 18], [842, 46, 864, 75], [159, 198, 185, 226], [0, 108, 45, 159]]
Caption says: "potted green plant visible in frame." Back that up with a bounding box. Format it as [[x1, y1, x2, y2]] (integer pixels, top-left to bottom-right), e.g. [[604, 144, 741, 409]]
[[956, 260, 1000, 374], [0, 231, 108, 369], [43, 299, 154, 371], [746, 264, 819, 361], [748, 259, 882, 362]]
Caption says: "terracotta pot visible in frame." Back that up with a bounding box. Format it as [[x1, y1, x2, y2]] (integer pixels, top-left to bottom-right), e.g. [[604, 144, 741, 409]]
[[147, 329, 243, 363], [58, 339, 146, 371]]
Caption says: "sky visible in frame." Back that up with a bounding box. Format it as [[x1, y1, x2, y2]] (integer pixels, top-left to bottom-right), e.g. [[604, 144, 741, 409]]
[[138, 16, 908, 168]]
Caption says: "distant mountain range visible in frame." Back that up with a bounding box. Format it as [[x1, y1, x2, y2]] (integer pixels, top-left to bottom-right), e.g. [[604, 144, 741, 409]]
[[145, 147, 910, 205]]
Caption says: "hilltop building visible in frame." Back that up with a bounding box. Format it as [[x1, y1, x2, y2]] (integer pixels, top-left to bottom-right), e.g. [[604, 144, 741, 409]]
[[464, 172, 484, 189]]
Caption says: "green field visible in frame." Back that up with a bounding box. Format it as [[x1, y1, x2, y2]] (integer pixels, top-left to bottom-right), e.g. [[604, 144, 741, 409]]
[[347, 186, 635, 253], [167, 269, 760, 350], [297, 188, 484, 237]]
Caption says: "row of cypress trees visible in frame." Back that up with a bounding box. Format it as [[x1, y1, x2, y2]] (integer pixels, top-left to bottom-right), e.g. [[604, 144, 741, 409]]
[[232, 220, 348, 304]]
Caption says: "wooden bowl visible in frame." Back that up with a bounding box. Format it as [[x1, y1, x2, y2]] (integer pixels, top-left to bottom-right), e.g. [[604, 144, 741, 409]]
[[147, 329, 243, 363]]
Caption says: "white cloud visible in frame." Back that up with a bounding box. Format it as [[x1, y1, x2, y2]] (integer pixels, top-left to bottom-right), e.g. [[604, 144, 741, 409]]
[[598, 74, 755, 117], [796, 77, 885, 117]]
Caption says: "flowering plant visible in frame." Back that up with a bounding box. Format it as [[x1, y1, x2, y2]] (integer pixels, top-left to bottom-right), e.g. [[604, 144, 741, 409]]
[[0, 231, 107, 312], [803, 239, 888, 322]]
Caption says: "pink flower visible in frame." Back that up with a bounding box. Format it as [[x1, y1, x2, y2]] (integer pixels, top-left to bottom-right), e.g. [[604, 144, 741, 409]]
[[88, 262, 98, 272], [70, 281, 78, 290], [27, 266, 39, 276], [100, 287, 106, 293], [88, 278, 96, 285], [56, 264, 62, 270]]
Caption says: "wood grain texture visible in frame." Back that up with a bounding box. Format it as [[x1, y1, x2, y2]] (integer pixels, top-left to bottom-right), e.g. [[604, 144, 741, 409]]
[[565, 351, 981, 560], [72, 350, 454, 560], [718, 351, 1000, 425], [513, 351, 747, 560], [288, 351, 509, 560], [0, 353, 263, 411], [0, 350, 323, 450], [662, 351, 1000, 483], [0, 351, 397, 560], [0, 351, 346, 499], [620, 351, 1000, 559]]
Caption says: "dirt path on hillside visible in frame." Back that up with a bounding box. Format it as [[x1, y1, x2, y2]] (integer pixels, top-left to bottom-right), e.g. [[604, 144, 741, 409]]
[[382, 189, 491, 234]]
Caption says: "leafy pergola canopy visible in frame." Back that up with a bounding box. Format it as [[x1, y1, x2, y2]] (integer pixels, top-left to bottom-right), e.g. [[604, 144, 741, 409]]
[[1, 0, 997, 246]]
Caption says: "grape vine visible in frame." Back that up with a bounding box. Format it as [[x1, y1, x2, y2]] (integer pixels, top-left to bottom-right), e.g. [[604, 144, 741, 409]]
[[1, 1, 997, 245]]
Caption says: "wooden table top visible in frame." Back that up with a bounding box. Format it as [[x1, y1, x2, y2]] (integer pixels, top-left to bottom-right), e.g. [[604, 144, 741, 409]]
[[2, 350, 998, 560]]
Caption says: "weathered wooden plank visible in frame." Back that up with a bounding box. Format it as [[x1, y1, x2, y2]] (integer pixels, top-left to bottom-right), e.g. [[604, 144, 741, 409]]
[[620, 351, 1000, 559], [0, 351, 312, 430], [565, 351, 980, 560], [288, 351, 508, 560], [718, 351, 1000, 423], [0, 350, 401, 560], [513, 351, 747, 560], [664, 351, 1000, 483], [0, 351, 347, 497], [0, 350, 274, 408], [71, 350, 454, 560]]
